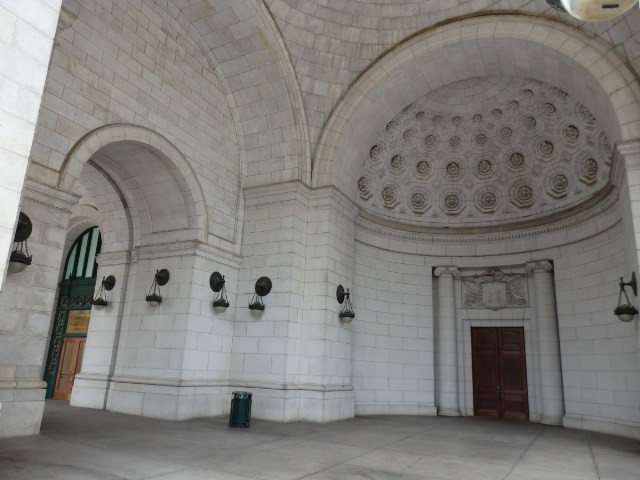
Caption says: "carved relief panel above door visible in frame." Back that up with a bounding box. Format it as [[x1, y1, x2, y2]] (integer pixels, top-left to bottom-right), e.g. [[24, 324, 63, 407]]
[[462, 269, 528, 310]]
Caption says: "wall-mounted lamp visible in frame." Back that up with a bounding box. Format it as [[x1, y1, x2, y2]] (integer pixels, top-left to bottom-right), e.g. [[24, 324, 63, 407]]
[[337, 285, 355, 321], [249, 276, 272, 310], [146, 269, 170, 305], [8, 212, 33, 274], [614, 272, 638, 322], [547, 0, 637, 22], [210, 271, 230, 312], [91, 275, 116, 309]]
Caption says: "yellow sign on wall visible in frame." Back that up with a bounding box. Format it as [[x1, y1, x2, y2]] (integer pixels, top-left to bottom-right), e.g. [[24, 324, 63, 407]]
[[66, 311, 90, 334]]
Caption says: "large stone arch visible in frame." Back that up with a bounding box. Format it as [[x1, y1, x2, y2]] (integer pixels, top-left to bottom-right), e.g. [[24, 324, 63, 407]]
[[313, 14, 640, 197], [58, 124, 208, 243], [171, 0, 311, 187]]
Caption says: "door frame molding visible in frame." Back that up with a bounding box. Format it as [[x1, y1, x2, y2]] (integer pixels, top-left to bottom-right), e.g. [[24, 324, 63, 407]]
[[460, 318, 541, 422]]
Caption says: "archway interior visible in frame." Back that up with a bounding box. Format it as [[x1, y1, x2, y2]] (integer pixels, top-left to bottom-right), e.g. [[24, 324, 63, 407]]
[[92, 141, 198, 243], [44, 226, 101, 399], [317, 35, 627, 200]]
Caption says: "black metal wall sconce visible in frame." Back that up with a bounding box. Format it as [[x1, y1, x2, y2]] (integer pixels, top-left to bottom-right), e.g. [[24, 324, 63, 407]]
[[210, 271, 230, 312], [8, 212, 33, 274], [337, 285, 355, 321], [146, 269, 170, 305], [92, 275, 116, 309], [614, 272, 638, 322], [249, 276, 272, 310]]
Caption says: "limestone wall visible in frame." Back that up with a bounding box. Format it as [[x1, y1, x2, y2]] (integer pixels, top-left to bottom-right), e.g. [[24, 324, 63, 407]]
[[352, 196, 640, 438], [30, 0, 240, 247]]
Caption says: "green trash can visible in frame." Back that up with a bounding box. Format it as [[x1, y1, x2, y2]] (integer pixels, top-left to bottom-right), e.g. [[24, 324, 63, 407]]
[[229, 391, 252, 428]]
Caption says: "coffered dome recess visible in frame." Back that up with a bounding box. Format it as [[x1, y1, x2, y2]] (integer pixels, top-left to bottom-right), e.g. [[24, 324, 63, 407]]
[[357, 76, 612, 229]]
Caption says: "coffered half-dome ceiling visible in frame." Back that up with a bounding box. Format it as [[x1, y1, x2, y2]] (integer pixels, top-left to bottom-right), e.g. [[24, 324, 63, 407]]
[[357, 76, 612, 229]]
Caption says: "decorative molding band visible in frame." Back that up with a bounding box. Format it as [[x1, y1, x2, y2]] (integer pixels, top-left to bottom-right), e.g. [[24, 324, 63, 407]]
[[229, 381, 353, 392], [243, 181, 360, 218], [95, 250, 132, 266], [309, 185, 359, 217], [243, 180, 311, 205], [356, 184, 619, 244], [355, 402, 438, 415], [105, 375, 352, 392], [132, 240, 241, 266], [0, 379, 47, 389], [23, 180, 80, 213], [107, 375, 229, 388]]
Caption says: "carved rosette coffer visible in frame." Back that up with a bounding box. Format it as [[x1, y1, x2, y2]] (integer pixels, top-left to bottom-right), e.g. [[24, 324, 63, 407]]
[[462, 269, 528, 310]]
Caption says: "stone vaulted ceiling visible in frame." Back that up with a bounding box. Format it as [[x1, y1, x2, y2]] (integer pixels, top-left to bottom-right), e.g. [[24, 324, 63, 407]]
[[356, 76, 612, 228], [264, 0, 640, 153]]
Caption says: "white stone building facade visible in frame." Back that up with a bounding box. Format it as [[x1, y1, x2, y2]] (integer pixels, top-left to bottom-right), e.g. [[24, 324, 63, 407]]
[[1, 0, 640, 441]]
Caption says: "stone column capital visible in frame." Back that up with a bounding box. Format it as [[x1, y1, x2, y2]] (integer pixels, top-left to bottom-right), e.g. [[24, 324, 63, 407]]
[[525, 260, 553, 275], [434, 266, 460, 279]]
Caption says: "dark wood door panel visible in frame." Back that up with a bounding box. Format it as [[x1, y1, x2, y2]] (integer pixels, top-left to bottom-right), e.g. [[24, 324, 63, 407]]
[[471, 327, 528, 421], [472, 348, 501, 418], [471, 327, 498, 348], [498, 328, 524, 350]]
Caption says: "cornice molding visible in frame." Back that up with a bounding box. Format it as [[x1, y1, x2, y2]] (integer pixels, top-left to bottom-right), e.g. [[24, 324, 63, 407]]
[[23, 179, 80, 213], [132, 240, 241, 267], [356, 184, 619, 245]]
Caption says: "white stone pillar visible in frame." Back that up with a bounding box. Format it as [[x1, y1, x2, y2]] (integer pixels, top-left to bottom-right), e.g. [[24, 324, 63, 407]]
[[434, 266, 460, 416], [0, 181, 77, 437], [0, 0, 62, 289], [526, 260, 564, 425]]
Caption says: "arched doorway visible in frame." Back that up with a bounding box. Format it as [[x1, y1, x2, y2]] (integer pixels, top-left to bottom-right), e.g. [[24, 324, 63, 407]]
[[44, 226, 102, 400]]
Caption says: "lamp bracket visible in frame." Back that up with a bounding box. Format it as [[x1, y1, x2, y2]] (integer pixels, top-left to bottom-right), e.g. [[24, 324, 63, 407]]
[[210, 272, 226, 292], [621, 272, 637, 297], [102, 275, 116, 291], [155, 269, 170, 286], [337, 285, 345, 304], [14, 212, 32, 243], [255, 277, 272, 297]]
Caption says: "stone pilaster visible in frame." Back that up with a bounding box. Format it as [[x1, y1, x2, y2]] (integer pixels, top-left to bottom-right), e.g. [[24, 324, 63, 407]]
[[526, 260, 564, 425], [71, 250, 131, 411], [434, 266, 461, 416], [0, 181, 77, 437]]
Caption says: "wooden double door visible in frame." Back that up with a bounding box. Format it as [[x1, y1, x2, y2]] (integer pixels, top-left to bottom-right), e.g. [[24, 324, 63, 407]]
[[471, 327, 529, 421], [53, 337, 86, 400]]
